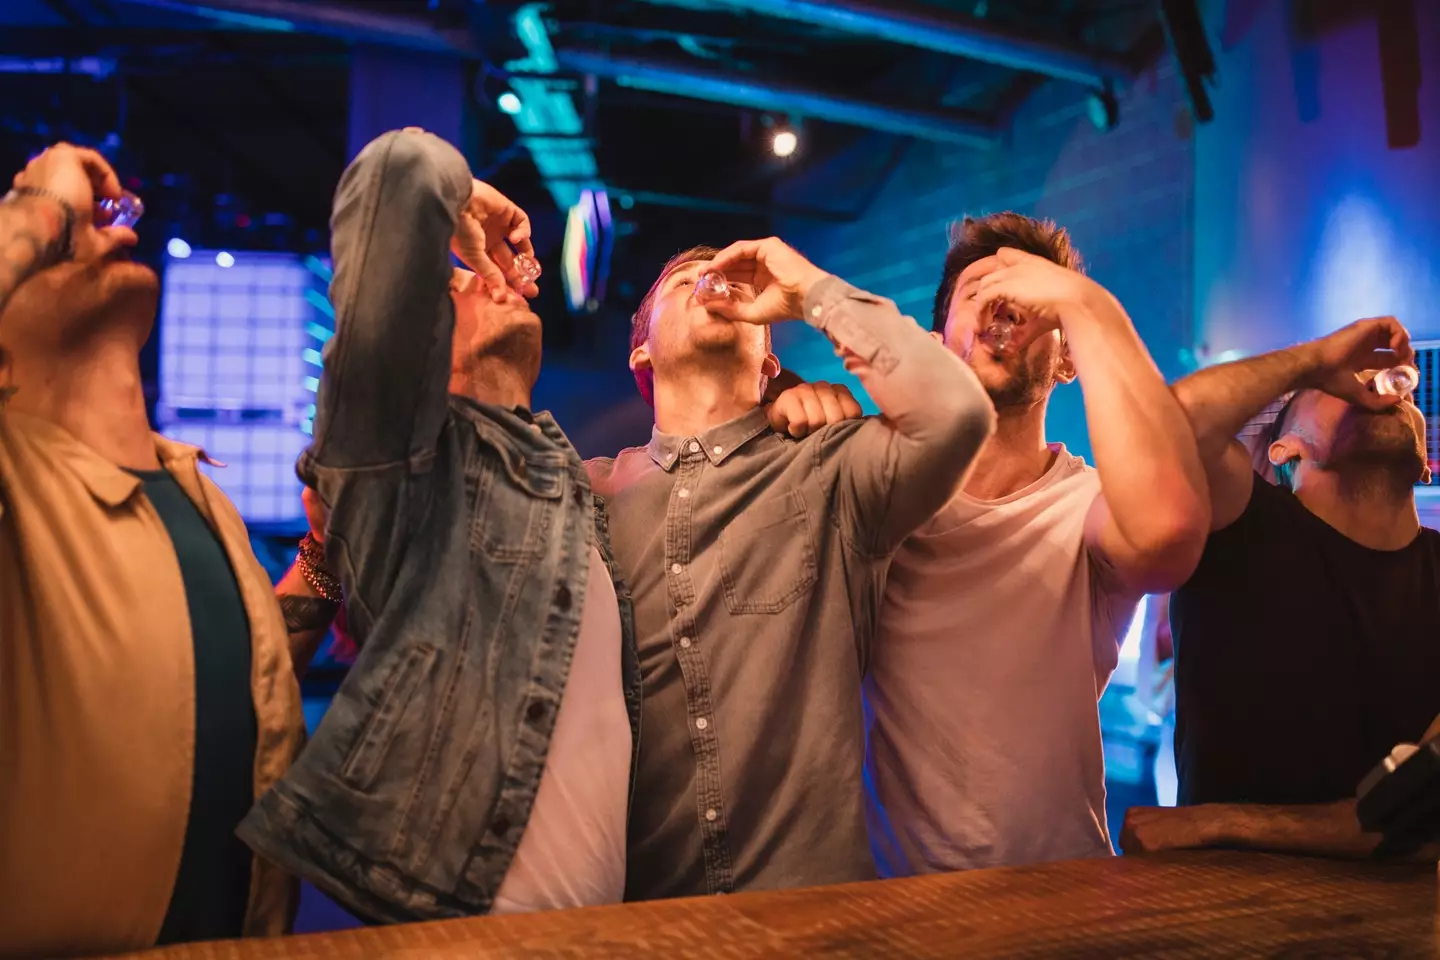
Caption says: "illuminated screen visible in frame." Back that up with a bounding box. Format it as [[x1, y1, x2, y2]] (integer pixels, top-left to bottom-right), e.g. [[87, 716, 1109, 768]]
[[561, 188, 613, 312], [157, 251, 332, 525]]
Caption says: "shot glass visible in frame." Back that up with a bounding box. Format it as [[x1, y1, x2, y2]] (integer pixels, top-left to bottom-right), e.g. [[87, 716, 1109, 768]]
[[693, 269, 731, 305], [1374, 365, 1419, 398], [96, 190, 144, 229], [978, 318, 1016, 354], [513, 252, 542, 288]]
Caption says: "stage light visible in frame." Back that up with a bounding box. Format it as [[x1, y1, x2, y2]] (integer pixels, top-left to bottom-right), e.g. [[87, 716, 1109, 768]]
[[215, 251, 235, 268], [167, 238, 191, 259], [772, 129, 798, 158], [497, 91, 522, 115]]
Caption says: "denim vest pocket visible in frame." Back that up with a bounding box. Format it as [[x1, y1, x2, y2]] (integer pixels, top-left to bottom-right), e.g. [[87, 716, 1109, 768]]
[[340, 643, 440, 791], [719, 489, 818, 614], [468, 428, 566, 563]]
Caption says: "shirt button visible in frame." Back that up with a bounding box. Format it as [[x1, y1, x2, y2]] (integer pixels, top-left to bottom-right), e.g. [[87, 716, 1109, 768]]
[[677, 488, 690, 499], [712, 445, 723, 455], [688, 441, 700, 453], [705, 808, 718, 822], [811, 304, 822, 319], [696, 717, 709, 730], [679, 637, 692, 649], [671, 562, 683, 575]]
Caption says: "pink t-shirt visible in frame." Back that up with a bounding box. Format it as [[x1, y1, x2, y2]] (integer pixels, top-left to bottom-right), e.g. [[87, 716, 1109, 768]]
[[491, 547, 631, 914], [865, 445, 1138, 875]]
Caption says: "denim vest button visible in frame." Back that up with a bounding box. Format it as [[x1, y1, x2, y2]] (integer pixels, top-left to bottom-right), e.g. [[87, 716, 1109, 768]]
[[555, 583, 572, 610]]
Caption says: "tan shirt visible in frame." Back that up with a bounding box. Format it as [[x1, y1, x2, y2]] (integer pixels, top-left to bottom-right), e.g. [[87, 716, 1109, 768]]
[[866, 446, 1139, 875], [0, 411, 303, 958]]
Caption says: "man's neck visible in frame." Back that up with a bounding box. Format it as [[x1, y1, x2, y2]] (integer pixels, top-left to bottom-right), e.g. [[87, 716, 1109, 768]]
[[6, 334, 158, 470], [961, 401, 1053, 501], [449, 359, 533, 412], [1294, 467, 1421, 550], [652, 370, 759, 438]]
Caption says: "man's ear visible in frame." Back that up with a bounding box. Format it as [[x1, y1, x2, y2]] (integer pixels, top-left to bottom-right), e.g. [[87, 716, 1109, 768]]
[[629, 343, 651, 374], [1268, 436, 1303, 470], [1055, 340, 1077, 385], [761, 353, 781, 379]]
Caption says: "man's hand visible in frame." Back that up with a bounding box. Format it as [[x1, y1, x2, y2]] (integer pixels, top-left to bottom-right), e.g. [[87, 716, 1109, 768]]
[[12, 142, 122, 216], [959, 247, 1118, 351], [768, 381, 863, 438], [450, 174, 536, 304], [704, 237, 829, 325], [1120, 806, 1218, 855], [1297, 316, 1414, 411]]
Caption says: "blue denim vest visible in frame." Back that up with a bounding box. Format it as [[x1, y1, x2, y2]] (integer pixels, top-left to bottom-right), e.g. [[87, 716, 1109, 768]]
[[236, 129, 640, 923], [239, 402, 640, 922]]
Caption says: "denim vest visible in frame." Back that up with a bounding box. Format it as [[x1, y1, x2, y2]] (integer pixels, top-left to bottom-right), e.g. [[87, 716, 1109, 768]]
[[236, 129, 640, 922], [239, 402, 640, 922]]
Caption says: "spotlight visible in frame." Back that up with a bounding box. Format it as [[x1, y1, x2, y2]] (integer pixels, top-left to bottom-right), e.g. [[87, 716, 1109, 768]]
[[215, 251, 235, 268], [497, 91, 522, 115], [772, 129, 798, 158], [167, 238, 192, 259]]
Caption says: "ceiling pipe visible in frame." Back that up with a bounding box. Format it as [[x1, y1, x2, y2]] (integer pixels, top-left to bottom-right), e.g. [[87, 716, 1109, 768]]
[[553, 47, 997, 147], [644, 0, 1134, 89], [110, 0, 482, 57]]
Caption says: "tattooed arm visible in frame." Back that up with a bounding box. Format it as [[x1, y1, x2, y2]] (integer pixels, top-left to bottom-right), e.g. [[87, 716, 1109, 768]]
[[0, 197, 66, 314], [275, 561, 339, 680], [1, 143, 122, 313]]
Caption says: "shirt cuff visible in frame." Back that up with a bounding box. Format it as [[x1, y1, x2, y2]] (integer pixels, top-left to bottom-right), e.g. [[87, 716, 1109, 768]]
[[801, 275, 855, 332], [800, 275, 900, 376]]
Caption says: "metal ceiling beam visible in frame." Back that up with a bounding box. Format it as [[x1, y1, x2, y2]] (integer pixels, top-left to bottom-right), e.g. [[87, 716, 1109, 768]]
[[645, 0, 1134, 88], [553, 47, 997, 147], [109, 0, 482, 57]]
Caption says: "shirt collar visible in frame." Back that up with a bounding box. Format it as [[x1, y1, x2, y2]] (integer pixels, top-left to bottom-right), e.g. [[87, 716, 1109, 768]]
[[646, 406, 771, 472], [5, 412, 222, 508]]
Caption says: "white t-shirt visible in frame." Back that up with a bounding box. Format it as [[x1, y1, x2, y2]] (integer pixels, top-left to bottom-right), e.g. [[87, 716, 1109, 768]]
[[864, 445, 1138, 875], [491, 546, 632, 914]]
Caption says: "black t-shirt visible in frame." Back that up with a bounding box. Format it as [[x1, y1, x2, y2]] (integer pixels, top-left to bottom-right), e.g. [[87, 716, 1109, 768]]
[[128, 469, 258, 945], [1172, 472, 1440, 807]]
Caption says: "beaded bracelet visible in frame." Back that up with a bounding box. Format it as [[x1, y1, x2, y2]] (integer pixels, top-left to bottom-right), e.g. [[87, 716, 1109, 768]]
[[296, 532, 344, 602]]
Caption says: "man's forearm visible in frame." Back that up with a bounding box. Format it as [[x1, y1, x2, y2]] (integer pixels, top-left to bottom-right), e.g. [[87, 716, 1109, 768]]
[[1203, 800, 1440, 862], [1172, 345, 1318, 463], [309, 130, 472, 471], [0, 195, 65, 314], [802, 276, 994, 454], [1063, 295, 1208, 582], [275, 562, 339, 680]]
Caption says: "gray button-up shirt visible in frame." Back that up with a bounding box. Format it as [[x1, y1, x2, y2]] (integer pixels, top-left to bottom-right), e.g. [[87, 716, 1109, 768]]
[[587, 276, 993, 900]]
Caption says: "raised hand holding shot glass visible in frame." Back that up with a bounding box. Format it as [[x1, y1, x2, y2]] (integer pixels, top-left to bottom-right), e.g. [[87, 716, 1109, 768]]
[[447, 169, 537, 303], [702, 237, 830, 325]]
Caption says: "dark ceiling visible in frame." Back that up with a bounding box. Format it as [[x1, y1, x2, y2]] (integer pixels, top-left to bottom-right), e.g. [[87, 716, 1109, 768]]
[[0, 0, 1164, 342]]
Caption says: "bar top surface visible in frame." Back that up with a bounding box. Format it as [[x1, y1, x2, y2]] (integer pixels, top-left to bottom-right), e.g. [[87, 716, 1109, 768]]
[[110, 850, 1439, 958]]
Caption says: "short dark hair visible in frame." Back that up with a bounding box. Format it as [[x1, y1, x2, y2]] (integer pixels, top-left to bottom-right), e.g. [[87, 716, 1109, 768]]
[[931, 213, 1083, 334]]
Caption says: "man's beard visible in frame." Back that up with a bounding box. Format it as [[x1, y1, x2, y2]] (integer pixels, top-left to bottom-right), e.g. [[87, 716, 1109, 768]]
[[1327, 408, 1426, 489], [985, 360, 1056, 410]]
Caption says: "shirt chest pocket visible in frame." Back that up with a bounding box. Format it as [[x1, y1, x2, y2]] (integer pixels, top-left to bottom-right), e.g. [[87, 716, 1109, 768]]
[[718, 489, 818, 614]]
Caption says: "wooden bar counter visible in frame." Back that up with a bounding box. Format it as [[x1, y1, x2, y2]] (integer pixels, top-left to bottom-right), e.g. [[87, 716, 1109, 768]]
[[114, 852, 1437, 959]]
